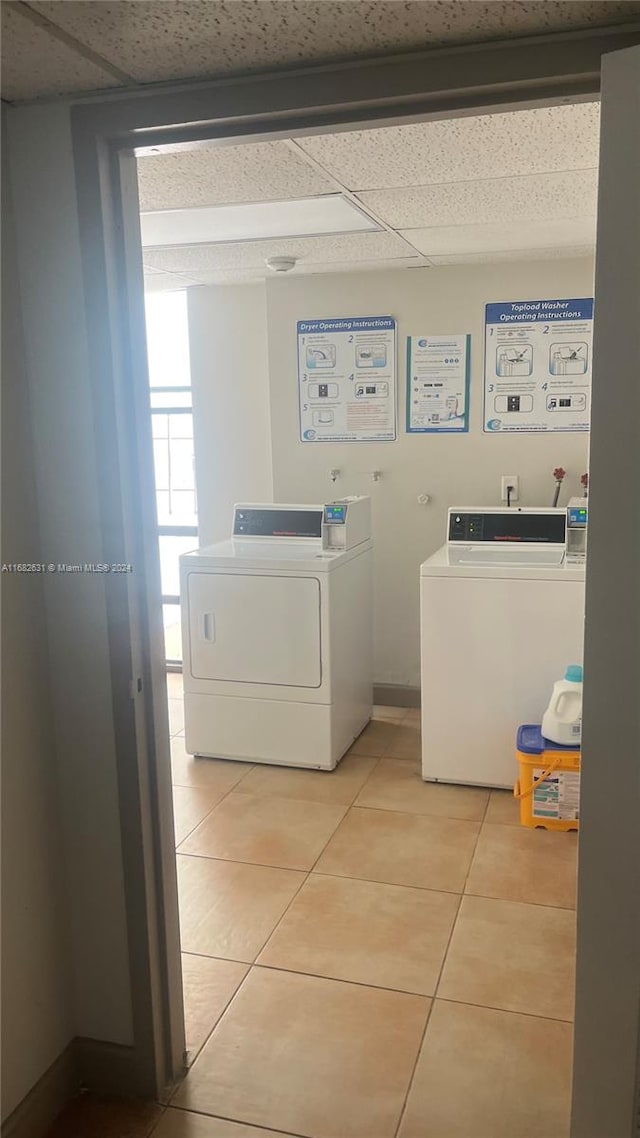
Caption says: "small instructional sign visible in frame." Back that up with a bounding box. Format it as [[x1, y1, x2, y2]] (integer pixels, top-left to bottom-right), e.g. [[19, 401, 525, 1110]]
[[532, 768, 580, 822], [297, 316, 396, 442], [484, 298, 593, 433], [406, 334, 471, 433]]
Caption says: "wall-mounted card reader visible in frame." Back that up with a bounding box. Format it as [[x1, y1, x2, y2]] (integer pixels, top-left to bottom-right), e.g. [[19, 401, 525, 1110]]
[[322, 496, 371, 551]]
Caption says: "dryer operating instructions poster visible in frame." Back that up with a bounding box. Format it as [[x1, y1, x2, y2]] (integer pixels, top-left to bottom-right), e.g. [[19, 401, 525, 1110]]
[[484, 298, 593, 433], [297, 316, 397, 442]]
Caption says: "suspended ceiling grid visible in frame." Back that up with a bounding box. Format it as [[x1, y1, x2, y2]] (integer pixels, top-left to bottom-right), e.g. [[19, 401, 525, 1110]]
[[3, 0, 640, 102], [139, 102, 600, 288]]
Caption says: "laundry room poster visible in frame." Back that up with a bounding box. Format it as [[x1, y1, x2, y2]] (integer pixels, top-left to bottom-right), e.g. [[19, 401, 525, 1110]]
[[484, 298, 593, 433], [297, 316, 397, 442], [406, 334, 471, 433]]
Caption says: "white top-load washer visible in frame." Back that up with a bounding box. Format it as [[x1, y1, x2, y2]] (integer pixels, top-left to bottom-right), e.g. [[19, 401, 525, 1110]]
[[420, 507, 585, 788], [180, 498, 373, 770]]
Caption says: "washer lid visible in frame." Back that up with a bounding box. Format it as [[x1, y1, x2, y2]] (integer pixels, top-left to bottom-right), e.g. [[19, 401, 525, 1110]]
[[420, 543, 585, 580]]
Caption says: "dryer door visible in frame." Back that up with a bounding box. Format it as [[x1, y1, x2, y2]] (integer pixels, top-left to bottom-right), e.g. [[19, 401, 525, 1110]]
[[186, 571, 322, 687]]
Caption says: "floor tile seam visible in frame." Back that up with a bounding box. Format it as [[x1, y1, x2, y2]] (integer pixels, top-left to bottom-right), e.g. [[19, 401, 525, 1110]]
[[348, 800, 487, 823], [395, 866, 471, 1135], [462, 886, 576, 911], [175, 781, 498, 824], [183, 963, 252, 1070], [176, 852, 575, 910], [480, 816, 579, 837], [225, 770, 384, 810], [344, 804, 484, 829], [307, 868, 465, 901], [175, 850, 307, 877], [174, 780, 242, 849], [147, 1105, 169, 1137], [349, 753, 384, 800], [429, 992, 575, 1023], [176, 792, 346, 864], [180, 948, 252, 967], [246, 958, 437, 1001], [165, 1103, 311, 1138], [308, 866, 467, 896], [432, 994, 575, 1026], [170, 968, 258, 1105], [301, 797, 362, 876], [433, 802, 488, 1003], [393, 986, 437, 1138], [252, 864, 314, 968], [170, 769, 256, 791]]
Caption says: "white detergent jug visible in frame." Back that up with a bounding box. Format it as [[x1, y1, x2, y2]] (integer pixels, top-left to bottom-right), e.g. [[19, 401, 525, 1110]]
[[542, 665, 583, 746]]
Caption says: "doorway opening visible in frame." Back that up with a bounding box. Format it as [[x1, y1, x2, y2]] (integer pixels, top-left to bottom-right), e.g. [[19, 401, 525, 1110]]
[[135, 98, 595, 1132]]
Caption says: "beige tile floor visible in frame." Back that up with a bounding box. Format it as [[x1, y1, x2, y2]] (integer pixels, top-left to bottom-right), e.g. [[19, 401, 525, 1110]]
[[67, 677, 576, 1138]]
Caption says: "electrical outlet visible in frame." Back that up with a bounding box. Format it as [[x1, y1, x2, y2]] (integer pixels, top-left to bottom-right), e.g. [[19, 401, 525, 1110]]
[[501, 475, 519, 502]]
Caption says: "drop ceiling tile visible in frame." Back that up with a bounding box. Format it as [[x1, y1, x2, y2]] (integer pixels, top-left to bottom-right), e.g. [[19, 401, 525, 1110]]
[[143, 230, 417, 274], [144, 271, 200, 292], [358, 169, 598, 229], [1, 3, 124, 101], [26, 2, 640, 87], [401, 216, 596, 257], [137, 143, 334, 211], [296, 103, 600, 191], [190, 256, 426, 285], [428, 246, 594, 265]]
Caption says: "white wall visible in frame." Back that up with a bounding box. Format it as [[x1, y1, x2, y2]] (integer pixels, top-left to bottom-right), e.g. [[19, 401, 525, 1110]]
[[265, 260, 594, 688], [188, 259, 593, 690], [1, 118, 74, 1120], [6, 102, 134, 1052], [188, 283, 273, 545]]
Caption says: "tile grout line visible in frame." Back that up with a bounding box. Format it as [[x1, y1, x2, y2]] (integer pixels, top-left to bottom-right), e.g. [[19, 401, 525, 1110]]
[[426, 993, 575, 1025], [173, 755, 265, 850], [394, 794, 489, 1137], [178, 950, 576, 1022], [175, 770, 384, 1079], [173, 768, 256, 849], [175, 852, 576, 910], [251, 761, 387, 966], [166, 1102, 312, 1138], [249, 959, 436, 1000], [180, 962, 250, 1070]]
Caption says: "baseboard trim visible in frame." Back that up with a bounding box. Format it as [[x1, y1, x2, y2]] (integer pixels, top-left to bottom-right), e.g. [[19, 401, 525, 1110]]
[[75, 1038, 150, 1099], [1, 1037, 151, 1138], [373, 683, 421, 709], [1, 1044, 79, 1138]]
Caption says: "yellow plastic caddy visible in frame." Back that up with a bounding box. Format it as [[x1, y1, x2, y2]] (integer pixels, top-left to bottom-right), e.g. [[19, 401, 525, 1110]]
[[514, 724, 580, 832]]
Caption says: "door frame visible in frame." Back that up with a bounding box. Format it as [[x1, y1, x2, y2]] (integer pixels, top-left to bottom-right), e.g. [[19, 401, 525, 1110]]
[[570, 43, 640, 1138], [69, 20, 640, 1104]]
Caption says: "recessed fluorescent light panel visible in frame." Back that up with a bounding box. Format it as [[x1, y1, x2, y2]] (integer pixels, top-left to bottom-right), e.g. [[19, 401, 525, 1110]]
[[140, 194, 379, 247]]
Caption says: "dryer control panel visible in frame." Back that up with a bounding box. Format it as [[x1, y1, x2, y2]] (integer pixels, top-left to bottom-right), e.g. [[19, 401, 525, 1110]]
[[232, 505, 322, 539]]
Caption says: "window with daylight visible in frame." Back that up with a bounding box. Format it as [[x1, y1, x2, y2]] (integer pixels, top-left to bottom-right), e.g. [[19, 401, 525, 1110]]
[[145, 290, 198, 665]]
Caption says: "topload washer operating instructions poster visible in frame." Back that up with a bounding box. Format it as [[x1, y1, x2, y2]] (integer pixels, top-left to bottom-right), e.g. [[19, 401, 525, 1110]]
[[297, 316, 397, 442], [484, 298, 593, 433]]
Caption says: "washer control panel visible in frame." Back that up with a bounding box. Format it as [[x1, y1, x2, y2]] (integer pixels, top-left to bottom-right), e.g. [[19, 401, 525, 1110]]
[[448, 509, 566, 545]]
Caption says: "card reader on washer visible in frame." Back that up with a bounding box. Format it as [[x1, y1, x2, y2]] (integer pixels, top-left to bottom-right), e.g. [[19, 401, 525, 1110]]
[[322, 496, 371, 551]]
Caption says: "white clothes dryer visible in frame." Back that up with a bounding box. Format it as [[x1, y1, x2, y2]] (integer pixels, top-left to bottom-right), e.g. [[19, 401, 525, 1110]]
[[180, 500, 373, 769]]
